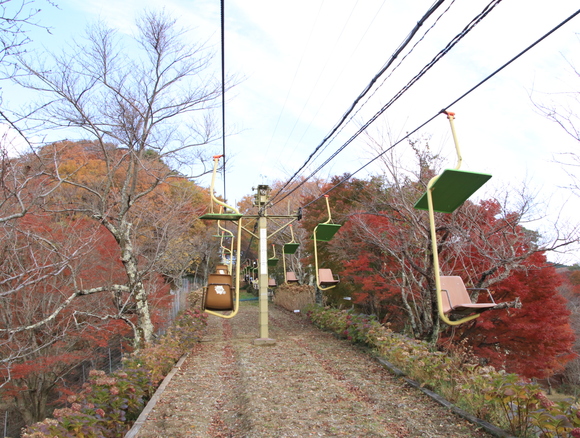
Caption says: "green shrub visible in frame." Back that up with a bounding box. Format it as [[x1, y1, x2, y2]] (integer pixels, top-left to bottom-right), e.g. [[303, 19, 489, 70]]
[[306, 305, 580, 438]]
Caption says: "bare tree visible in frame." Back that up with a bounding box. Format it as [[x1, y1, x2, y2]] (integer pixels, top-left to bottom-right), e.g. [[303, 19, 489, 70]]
[[0, 215, 100, 390], [0, 0, 62, 220], [532, 51, 580, 194], [7, 10, 226, 348], [0, 0, 52, 62], [532, 51, 580, 389], [1, 0, 56, 129]]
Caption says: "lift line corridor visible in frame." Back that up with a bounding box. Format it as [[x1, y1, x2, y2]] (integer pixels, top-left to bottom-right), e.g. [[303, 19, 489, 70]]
[[200, 156, 301, 345]]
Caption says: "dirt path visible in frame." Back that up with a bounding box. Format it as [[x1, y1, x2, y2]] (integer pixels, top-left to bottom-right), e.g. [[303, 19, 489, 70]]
[[133, 303, 491, 438]]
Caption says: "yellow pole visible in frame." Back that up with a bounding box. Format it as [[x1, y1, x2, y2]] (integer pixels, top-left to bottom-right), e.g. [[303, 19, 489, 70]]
[[207, 155, 240, 215], [444, 111, 463, 170]]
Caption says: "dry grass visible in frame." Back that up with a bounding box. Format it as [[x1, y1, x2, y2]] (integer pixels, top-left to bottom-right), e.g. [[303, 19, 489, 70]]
[[135, 303, 492, 438], [272, 283, 315, 312]]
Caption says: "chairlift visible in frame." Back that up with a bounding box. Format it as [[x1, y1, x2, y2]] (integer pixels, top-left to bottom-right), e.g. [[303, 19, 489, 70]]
[[282, 224, 300, 284], [283, 224, 300, 255], [414, 112, 498, 326], [199, 155, 243, 223], [440, 276, 496, 315], [214, 222, 234, 275], [284, 243, 300, 254], [200, 155, 242, 319], [313, 195, 342, 290], [219, 218, 236, 272], [204, 272, 234, 311]]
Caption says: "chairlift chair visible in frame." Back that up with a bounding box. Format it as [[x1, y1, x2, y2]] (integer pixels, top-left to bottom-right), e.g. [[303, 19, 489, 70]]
[[318, 268, 339, 287], [200, 155, 242, 319], [413, 112, 498, 326], [268, 244, 279, 267], [286, 272, 299, 283], [282, 225, 300, 284], [313, 195, 342, 290], [215, 264, 229, 275], [203, 273, 234, 311]]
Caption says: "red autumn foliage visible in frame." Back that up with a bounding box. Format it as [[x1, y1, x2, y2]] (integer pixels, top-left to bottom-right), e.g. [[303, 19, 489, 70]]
[[306, 175, 575, 379], [340, 217, 406, 327], [568, 270, 580, 287], [448, 252, 575, 378], [0, 214, 134, 423]]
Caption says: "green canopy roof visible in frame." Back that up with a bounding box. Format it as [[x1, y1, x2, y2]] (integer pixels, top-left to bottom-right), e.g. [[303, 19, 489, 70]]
[[414, 169, 492, 214], [283, 243, 300, 254], [313, 223, 342, 242]]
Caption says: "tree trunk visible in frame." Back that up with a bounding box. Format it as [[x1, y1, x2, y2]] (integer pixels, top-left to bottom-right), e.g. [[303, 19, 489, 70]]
[[15, 376, 51, 426], [118, 224, 154, 349], [103, 219, 154, 349]]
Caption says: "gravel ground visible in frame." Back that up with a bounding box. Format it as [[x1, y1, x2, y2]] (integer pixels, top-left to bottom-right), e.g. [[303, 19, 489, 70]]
[[134, 303, 492, 438]]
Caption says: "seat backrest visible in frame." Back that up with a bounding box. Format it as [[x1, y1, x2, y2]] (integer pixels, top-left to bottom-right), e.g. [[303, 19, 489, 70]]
[[208, 273, 232, 287], [268, 278, 276, 287], [215, 264, 229, 274], [439, 276, 471, 313], [319, 268, 338, 284], [286, 272, 298, 282]]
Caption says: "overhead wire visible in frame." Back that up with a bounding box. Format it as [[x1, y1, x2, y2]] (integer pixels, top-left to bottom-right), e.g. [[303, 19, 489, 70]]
[[271, 0, 504, 208], [220, 0, 227, 200], [307, 0, 457, 163], [299, 5, 580, 210], [269, 0, 448, 204], [286, 1, 388, 160]]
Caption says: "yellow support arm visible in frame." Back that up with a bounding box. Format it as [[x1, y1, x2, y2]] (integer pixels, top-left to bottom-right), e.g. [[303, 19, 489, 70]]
[[426, 176, 479, 326]]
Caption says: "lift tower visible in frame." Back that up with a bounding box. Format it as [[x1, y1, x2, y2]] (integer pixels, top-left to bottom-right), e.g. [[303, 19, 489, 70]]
[[253, 185, 275, 344]]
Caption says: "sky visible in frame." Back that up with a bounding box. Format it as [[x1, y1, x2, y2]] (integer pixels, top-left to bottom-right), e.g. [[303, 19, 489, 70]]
[[5, 0, 580, 263]]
